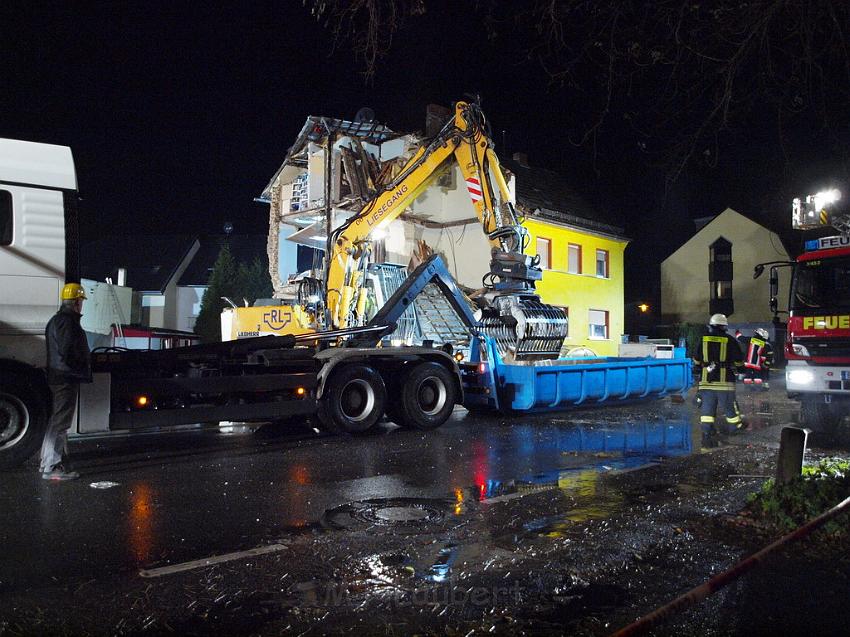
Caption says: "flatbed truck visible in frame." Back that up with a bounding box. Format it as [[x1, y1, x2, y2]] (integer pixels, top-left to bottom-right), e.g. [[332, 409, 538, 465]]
[[0, 136, 690, 470]]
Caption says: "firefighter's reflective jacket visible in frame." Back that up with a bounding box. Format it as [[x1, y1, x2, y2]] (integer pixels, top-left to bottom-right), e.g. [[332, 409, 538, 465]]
[[691, 329, 743, 390], [743, 336, 773, 371]]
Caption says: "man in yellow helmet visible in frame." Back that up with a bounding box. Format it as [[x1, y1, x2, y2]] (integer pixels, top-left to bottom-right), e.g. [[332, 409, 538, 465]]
[[40, 283, 91, 481]]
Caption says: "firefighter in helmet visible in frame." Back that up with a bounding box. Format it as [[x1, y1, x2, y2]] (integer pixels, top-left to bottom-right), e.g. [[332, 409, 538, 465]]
[[691, 313, 745, 444], [741, 327, 774, 390]]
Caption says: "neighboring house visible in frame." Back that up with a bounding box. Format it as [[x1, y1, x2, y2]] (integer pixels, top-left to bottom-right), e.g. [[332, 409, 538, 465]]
[[387, 154, 628, 356], [176, 234, 269, 332], [81, 235, 199, 330], [83, 234, 270, 334], [660, 207, 792, 327]]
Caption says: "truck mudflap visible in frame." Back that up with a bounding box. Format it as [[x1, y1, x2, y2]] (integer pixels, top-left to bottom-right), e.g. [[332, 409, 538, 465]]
[[464, 341, 692, 413]]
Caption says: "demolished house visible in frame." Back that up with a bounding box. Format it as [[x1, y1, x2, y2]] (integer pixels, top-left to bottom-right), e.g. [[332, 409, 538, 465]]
[[258, 106, 495, 295], [257, 105, 625, 355]]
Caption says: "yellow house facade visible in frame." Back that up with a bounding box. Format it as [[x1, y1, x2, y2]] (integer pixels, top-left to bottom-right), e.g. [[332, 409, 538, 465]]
[[523, 217, 628, 356]]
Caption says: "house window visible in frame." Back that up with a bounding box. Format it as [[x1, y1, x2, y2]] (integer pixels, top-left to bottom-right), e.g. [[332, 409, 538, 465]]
[[568, 243, 582, 274], [712, 280, 732, 299], [595, 249, 609, 278], [588, 309, 609, 339], [0, 190, 11, 246], [708, 237, 733, 316], [536, 237, 552, 270]]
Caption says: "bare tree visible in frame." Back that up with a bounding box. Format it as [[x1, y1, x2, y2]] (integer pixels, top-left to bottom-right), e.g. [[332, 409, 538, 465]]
[[304, 0, 426, 81], [305, 1, 850, 187]]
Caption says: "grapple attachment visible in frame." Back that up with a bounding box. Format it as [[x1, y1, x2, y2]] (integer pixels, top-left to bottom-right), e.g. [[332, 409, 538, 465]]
[[480, 295, 568, 360]]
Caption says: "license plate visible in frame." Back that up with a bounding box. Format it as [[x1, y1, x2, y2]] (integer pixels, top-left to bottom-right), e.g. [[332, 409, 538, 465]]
[[842, 371, 850, 381]]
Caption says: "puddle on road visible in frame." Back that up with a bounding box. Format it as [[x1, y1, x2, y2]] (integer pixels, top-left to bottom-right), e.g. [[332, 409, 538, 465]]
[[338, 418, 713, 615], [473, 418, 694, 496], [427, 543, 460, 582], [498, 466, 625, 539], [464, 418, 697, 538]]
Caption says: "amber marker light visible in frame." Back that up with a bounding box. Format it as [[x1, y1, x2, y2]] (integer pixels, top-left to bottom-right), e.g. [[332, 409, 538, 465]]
[[295, 387, 307, 397], [136, 395, 149, 408]]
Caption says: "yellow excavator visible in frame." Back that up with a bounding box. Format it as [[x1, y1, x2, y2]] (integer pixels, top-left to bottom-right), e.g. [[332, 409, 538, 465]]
[[227, 100, 567, 359]]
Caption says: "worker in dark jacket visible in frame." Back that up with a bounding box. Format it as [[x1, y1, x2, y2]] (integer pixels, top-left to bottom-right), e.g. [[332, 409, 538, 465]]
[[691, 313, 744, 444], [40, 283, 91, 480]]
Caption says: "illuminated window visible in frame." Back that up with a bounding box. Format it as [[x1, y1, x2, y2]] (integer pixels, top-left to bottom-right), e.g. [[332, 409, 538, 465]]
[[536, 237, 552, 270], [709, 237, 733, 316], [595, 249, 609, 278], [568, 243, 582, 274], [588, 309, 609, 339]]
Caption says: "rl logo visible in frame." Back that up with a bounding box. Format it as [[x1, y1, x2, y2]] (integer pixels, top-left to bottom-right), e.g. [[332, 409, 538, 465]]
[[263, 309, 292, 331]]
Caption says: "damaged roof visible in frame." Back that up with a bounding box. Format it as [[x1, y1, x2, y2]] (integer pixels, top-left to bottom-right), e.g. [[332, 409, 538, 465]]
[[259, 116, 400, 203], [500, 157, 627, 239]]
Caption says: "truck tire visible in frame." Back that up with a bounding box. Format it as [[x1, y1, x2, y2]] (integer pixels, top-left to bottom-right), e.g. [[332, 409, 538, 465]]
[[318, 364, 387, 434], [394, 362, 457, 430], [800, 397, 844, 434], [0, 377, 49, 470]]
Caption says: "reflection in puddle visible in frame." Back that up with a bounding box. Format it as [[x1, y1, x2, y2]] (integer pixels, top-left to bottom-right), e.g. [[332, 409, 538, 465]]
[[474, 419, 692, 501], [128, 482, 155, 564], [473, 420, 694, 538], [453, 488, 465, 516], [428, 543, 460, 582], [517, 468, 622, 537]]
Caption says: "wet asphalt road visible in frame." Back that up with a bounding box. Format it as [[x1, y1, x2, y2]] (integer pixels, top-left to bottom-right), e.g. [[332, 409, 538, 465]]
[[0, 399, 705, 594], [1, 383, 814, 636]]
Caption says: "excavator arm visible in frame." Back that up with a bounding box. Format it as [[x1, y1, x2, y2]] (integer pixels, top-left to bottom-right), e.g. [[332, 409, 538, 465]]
[[326, 101, 539, 329], [229, 99, 566, 359]]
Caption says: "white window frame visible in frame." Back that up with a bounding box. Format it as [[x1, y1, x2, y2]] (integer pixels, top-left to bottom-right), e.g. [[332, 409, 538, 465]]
[[588, 309, 609, 340], [568, 243, 582, 274], [595, 249, 609, 278], [536, 237, 552, 270]]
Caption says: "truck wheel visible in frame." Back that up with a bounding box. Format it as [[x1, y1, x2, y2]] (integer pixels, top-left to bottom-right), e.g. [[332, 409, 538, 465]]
[[395, 362, 457, 430], [318, 364, 387, 434], [0, 378, 48, 470], [801, 397, 844, 433]]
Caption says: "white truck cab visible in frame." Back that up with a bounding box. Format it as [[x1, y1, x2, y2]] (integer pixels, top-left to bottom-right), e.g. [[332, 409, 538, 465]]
[[0, 138, 78, 467]]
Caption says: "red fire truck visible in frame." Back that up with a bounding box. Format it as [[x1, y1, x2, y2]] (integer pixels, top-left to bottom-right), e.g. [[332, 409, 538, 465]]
[[756, 190, 850, 431]]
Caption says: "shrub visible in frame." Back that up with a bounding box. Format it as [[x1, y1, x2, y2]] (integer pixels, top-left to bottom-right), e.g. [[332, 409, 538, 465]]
[[747, 458, 850, 537]]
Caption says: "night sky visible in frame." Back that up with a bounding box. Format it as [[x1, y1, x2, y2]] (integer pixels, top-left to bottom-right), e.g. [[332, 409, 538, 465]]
[[2, 2, 847, 304]]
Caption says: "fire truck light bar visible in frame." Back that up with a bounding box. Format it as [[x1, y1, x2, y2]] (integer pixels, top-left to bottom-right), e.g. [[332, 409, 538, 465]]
[[805, 236, 850, 252]]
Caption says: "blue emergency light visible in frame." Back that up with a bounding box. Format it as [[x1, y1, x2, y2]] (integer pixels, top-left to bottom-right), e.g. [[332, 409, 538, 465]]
[[805, 236, 850, 252]]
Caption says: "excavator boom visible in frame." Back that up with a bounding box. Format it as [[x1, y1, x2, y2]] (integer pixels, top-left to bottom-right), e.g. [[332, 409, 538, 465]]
[[231, 100, 567, 359]]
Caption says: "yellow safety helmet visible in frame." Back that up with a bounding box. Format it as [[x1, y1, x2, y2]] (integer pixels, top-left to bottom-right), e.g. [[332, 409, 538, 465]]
[[61, 283, 87, 301]]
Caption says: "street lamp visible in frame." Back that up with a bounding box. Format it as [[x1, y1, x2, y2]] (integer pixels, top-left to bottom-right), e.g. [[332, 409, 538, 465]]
[[638, 303, 649, 313]]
